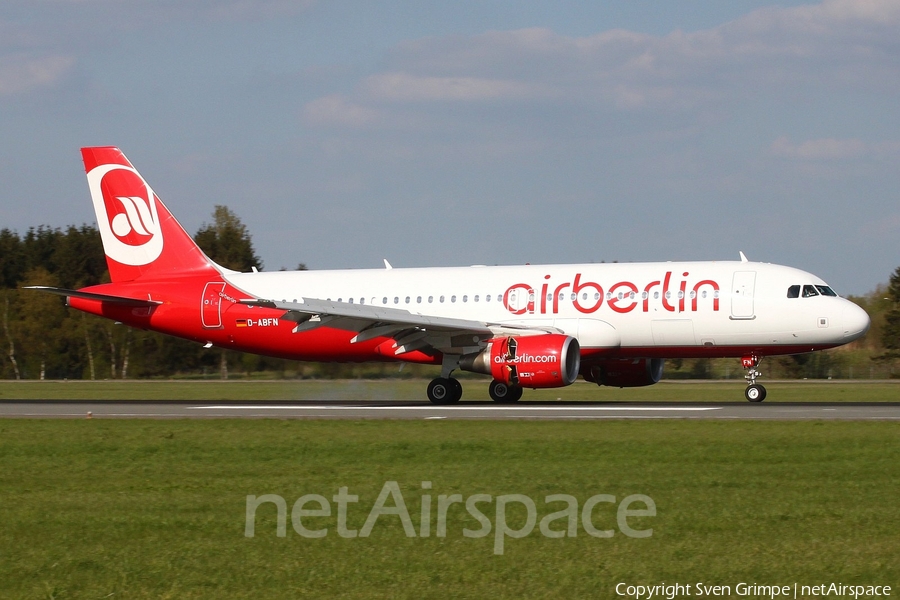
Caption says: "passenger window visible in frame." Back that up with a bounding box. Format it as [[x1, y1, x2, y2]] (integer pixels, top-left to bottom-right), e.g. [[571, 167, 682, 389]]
[[382, 297, 388, 304], [451, 295, 457, 303], [417, 296, 422, 303], [440, 295, 445, 303], [816, 285, 838, 297], [802, 285, 819, 297], [428, 296, 433, 303], [405, 296, 410, 304], [787, 285, 800, 298], [474, 295, 479, 302]]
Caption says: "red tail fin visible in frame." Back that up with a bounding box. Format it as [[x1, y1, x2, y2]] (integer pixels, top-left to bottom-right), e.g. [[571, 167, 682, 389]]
[[82, 147, 218, 282]]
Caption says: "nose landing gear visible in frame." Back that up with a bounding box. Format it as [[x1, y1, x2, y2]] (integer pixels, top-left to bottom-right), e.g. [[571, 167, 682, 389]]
[[742, 355, 766, 402]]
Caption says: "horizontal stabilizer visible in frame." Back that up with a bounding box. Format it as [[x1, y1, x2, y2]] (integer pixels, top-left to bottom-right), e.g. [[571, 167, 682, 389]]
[[23, 286, 162, 306]]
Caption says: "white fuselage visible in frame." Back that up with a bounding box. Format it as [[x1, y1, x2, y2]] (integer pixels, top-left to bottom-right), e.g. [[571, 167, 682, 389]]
[[226, 260, 870, 357]]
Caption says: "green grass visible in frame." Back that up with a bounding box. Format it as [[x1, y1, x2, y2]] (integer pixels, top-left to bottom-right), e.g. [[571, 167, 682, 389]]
[[0, 420, 897, 598], [0, 379, 898, 402]]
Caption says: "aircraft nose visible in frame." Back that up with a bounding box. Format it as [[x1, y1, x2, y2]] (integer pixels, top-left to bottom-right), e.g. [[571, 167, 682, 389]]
[[841, 302, 870, 341]]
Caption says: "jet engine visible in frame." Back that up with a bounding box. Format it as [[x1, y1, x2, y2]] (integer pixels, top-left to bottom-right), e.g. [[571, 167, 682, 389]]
[[582, 358, 664, 387], [459, 334, 580, 388]]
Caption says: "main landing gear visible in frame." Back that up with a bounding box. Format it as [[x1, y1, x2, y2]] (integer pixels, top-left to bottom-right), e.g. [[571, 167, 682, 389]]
[[426, 377, 526, 404], [427, 355, 528, 404], [426, 377, 463, 404], [489, 380, 523, 403], [742, 355, 767, 402]]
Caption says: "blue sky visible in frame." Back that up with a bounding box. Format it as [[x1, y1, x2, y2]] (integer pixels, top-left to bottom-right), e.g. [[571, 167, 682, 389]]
[[1, 0, 898, 294]]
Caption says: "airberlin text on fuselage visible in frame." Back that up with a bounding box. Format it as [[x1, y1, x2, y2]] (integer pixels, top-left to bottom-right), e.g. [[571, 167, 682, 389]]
[[493, 353, 559, 365], [502, 271, 721, 316]]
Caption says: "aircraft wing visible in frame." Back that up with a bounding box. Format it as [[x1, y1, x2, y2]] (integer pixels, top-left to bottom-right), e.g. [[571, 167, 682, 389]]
[[239, 296, 558, 356]]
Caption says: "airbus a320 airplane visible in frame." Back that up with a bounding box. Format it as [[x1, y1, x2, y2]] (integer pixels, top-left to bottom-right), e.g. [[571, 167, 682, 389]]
[[29, 147, 870, 403]]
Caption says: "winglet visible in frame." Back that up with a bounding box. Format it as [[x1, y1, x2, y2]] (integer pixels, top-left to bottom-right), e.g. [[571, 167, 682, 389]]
[[739, 251, 749, 263], [383, 259, 393, 270]]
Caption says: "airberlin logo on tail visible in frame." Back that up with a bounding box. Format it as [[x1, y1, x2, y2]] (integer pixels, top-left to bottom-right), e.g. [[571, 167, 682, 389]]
[[86, 163, 163, 266]]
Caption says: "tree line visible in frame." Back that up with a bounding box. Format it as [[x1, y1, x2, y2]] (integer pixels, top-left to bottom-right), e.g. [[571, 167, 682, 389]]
[[0, 208, 898, 380], [1, 206, 286, 380]]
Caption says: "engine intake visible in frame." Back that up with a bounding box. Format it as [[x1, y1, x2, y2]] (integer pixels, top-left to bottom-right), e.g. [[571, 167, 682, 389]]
[[460, 334, 580, 388]]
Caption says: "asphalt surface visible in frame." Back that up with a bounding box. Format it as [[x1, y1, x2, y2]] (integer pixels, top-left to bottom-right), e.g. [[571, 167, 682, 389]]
[[1, 400, 899, 420]]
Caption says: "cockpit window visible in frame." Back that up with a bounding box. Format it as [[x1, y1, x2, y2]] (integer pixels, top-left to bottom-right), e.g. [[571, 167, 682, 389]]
[[787, 285, 800, 298], [802, 285, 819, 297], [815, 285, 837, 297]]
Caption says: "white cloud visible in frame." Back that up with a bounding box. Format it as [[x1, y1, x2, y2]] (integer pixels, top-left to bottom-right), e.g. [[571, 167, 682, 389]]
[[770, 136, 867, 160], [303, 94, 382, 128], [361, 0, 900, 113], [770, 136, 900, 161], [361, 72, 548, 102], [10, 0, 317, 23], [0, 54, 74, 96]]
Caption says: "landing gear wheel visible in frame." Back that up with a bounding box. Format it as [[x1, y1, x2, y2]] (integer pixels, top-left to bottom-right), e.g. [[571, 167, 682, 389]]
[[745, 384, 767, 403], [740, 355, 767, 402], [449, 377, 463, 402], [427, 377, 462, 404], [489, 380, 522, 403], [489, 380, 516, 403]]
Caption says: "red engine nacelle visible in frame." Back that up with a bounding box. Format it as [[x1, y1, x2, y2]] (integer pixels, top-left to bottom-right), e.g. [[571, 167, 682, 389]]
[[582, 358, 664, 388], [459, 334, 581, 388]]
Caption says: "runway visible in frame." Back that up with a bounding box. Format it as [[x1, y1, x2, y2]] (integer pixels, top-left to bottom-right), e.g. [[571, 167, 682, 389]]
[[1, 401, 899, 420]]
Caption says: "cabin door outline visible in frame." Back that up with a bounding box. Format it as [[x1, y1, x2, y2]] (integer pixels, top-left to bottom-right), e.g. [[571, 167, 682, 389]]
[[202, 282, 227, 329]]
